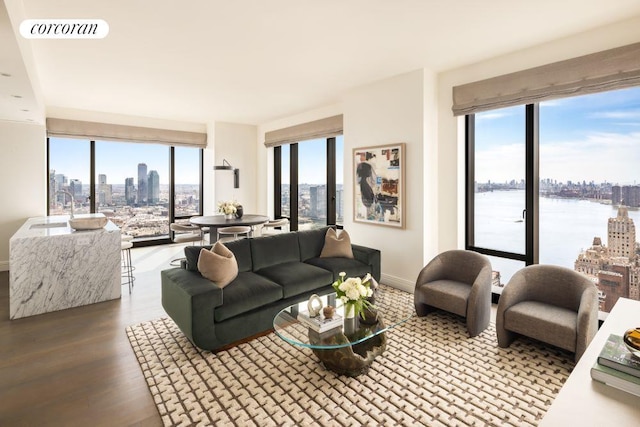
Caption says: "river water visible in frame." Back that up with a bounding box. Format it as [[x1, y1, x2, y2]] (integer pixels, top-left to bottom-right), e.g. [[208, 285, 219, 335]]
[[475, 189, 640, 284]]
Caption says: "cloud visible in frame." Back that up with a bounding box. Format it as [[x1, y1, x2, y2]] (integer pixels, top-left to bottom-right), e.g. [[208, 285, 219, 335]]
[[588, 110, 640, 120], [476, 131, 640, 184], [476, 111, 513, 121]]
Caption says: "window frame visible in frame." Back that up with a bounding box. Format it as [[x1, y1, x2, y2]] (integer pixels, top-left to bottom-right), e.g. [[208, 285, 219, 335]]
[[274, 136, 339, 231], [465, 104, 539, 271], [46, 137, 204, 247]]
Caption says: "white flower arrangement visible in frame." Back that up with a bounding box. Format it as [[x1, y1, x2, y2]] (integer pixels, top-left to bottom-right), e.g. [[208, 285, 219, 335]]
[[218, 200, 239, 215], [332, 272, 374, 319]]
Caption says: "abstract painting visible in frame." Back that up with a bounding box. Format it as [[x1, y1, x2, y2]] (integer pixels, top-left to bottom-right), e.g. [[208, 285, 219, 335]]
[[353, 143, 405, 228]]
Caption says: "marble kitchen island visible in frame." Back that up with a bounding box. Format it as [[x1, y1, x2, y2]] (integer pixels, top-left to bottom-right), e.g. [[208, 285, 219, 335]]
[[9, 214, 121, 319]]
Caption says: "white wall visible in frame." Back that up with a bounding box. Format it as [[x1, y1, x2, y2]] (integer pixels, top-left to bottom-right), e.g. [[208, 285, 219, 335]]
[[212, 122, 258, 214], [344, 70, 428, 291], [0, 121, 46, 270], [436, 15, 640, 253]]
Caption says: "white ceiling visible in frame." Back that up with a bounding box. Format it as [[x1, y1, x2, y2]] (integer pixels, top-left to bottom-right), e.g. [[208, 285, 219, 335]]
[[3, 0, 640, 126]]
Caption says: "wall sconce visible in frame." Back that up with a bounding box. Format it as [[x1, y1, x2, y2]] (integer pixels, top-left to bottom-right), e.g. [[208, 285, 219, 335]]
[[214, 159, 239, 188]]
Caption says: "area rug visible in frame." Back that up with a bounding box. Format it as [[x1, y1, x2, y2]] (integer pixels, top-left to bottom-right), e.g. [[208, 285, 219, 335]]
[[126, 287, 574, 426]]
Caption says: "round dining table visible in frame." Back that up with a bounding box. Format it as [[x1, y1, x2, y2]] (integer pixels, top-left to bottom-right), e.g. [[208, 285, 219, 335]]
[[190, 214, 270, 243]]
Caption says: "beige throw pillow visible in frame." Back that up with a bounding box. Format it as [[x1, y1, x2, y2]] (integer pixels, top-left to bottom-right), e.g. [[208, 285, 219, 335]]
[[320, 228, 354, 258], [197, 241, 238, 288]]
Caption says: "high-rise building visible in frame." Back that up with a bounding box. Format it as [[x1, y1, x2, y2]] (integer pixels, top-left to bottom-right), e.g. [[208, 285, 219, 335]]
[[309, 185, 327, 219], [125, 177, 136, 205], [575, 206, 640, 312], [148, 170, 160, 204], [97, 174, 112, 205], [608, 206, 636, 259], [137, 163, 148, 205], [612, 185, 621, 205], [336, 188, 344, 222], [70, 179, 83, 202]]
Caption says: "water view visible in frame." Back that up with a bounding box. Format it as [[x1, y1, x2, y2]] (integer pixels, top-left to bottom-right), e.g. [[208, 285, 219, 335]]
[[477, 189, 640, 312]]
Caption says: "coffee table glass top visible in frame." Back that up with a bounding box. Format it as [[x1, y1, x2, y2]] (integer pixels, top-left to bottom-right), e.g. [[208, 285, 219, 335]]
[[273, 288, 414, 350]]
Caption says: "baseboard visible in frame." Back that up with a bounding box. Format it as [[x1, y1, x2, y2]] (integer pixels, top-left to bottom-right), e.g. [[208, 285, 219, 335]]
[[0, 260, 8, 272], [380, 273, 414, 294]]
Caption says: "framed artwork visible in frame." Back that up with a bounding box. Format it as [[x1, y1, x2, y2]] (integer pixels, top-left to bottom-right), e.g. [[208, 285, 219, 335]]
[[353, 143, 405, 228]]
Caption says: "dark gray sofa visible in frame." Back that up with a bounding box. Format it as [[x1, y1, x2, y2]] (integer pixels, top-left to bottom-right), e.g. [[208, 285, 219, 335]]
[[161, 227, 381, 351]]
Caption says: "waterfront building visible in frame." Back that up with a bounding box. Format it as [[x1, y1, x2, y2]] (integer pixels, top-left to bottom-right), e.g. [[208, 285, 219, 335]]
[[575, 206, 640, 312]]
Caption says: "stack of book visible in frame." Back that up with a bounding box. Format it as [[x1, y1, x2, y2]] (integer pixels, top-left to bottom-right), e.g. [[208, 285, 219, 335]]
[[590, 333, 640, 397], [297, 310, 343, 333]]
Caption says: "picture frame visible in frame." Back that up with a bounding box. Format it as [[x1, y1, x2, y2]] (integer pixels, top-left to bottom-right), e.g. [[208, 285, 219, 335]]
[[353, 143, 405, 228]]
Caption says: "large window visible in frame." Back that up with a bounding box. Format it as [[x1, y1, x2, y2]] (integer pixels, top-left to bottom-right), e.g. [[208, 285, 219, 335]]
[[467, 86, 640, 313], [274, 135, 343, 230], [48, 138, 202, 244], [48, 138, 91, 217]]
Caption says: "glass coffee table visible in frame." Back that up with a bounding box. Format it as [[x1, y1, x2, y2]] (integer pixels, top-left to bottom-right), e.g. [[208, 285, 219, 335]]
[[273, 290, 414, 377]]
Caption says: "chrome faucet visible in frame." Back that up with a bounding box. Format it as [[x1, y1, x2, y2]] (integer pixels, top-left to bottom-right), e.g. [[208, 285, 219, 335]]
[[56, 190, 75, 219]]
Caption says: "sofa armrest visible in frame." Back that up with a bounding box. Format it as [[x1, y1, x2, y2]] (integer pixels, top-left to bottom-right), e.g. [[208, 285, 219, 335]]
[[351, 244, 381, 283], [161, 268, 223, 346]]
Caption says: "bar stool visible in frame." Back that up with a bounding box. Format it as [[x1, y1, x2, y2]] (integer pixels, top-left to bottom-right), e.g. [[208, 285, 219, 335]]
[[217, 226, 252, 243], [169, 222, 205, 266], [121, 240, 134, 294], [261, 218, 290, 236]]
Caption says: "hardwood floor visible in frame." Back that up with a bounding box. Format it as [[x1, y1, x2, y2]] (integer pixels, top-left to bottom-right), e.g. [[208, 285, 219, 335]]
[[0, 244, 189, 426]]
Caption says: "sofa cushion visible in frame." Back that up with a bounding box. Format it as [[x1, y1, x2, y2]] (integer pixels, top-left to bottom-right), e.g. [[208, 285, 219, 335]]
[[305, 257, 371, 281], [298, 227, 331, 261], [320, 228, 354, 259], [504, 301, 577, 352], [251, 232, 301, 271], [256, 261, 334, 298], [197, 243, 238, 288], [214, 272, 283, 322]]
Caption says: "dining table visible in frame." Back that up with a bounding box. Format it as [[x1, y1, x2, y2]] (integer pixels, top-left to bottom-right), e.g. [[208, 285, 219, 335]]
[[190, 214, 270, 243]]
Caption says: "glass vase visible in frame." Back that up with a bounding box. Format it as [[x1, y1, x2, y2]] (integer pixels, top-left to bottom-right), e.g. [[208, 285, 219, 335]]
[[344, 303, 356, 319]]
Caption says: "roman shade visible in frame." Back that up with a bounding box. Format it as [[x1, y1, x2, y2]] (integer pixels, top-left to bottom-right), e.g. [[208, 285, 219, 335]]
[[46, 118, 207, 148], [452, 42, 640, 116], [264, 114, 343, 148]]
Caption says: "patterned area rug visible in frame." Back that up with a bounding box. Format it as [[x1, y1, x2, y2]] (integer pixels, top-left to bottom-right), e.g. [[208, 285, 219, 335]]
[[126, 286, 574, 426]]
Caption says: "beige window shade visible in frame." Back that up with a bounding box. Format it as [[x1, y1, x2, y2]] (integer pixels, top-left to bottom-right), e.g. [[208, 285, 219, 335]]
[[452, 42, 640, 116], [264, 114, 343, 147], [46, 118, 207, 148]]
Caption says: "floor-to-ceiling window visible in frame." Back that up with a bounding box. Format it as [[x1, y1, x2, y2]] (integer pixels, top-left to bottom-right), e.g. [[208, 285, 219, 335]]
[[48, 138, 91, 217], [48, 137, 203, 244], [274, 136, 341, 231], [466, 86, 640, 313], [94, 141, 171, 239]]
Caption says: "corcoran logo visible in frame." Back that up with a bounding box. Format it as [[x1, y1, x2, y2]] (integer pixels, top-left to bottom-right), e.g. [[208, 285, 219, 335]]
[[20, 19, 109, 39]]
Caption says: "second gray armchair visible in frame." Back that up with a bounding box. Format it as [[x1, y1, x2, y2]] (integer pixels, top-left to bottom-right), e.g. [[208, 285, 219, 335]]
[[496, 264, 599, 362], [414, 250, 492, 337]]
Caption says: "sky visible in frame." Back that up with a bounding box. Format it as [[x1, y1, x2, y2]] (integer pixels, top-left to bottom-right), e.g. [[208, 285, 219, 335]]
[[475, 86, 640, 184], [50, 140, 200, 185], [279, 135, 344, 185]]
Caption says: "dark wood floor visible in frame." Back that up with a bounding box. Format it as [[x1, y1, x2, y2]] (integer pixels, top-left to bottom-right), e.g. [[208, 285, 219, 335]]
[[0, 244, 186, 426]]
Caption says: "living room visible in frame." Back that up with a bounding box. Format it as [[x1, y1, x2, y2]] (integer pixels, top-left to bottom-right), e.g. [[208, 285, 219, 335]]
[[2, 1, 640, 425]]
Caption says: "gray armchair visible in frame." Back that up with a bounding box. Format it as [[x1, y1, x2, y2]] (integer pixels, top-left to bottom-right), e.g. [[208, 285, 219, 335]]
[[414, 250, 492, 337], [496, 264, 599, 362]]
